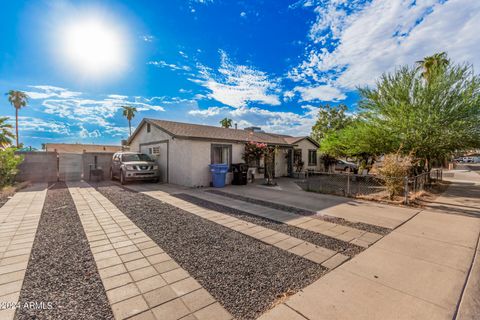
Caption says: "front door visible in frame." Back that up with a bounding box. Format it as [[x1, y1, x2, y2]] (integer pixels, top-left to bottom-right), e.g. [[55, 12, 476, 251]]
[[287, 149, 293, 176]]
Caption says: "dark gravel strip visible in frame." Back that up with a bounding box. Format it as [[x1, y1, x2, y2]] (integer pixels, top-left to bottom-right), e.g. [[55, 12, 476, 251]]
[[207, 189, 391, 235], [15, 182, 114, 320], [94, 182, 326, 320], [175, 193, 363, 257]]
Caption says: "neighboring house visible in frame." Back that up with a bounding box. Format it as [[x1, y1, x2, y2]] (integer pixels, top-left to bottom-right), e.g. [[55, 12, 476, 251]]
[[44, 143, 123, 154], [128, 118, 321, 187]]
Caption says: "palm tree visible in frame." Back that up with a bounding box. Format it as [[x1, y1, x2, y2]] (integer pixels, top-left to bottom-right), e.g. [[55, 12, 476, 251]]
[[121, 105, 137, 136], [220, 118, 233, 128], [0, 117, 14, 147], [6, 90, 28, 147], [416, 52, 450, 81]]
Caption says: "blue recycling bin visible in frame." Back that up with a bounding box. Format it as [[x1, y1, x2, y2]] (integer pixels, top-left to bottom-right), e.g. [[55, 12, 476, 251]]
[[209, 163, 229, 188]]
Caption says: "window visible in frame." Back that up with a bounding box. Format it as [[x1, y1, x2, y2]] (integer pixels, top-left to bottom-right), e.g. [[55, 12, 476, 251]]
[[122, 153, 154, 162], [147, 123, 151, 133], [211, 144, 232, 167], [152, 147, 160, 155], [308, 150, 317, 166]]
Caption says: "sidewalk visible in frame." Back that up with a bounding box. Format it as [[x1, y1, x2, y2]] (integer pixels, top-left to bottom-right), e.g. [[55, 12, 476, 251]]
[[422, 167, 480, 217], [258, 172, 480, 320]]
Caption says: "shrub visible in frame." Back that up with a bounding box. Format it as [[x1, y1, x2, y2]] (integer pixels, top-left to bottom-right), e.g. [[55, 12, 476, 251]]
[[378, 153, 412, 199], [0, 148, 23, 187]]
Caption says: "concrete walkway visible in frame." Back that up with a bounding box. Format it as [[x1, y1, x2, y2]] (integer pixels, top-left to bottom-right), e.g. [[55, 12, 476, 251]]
[[0, 184, 47, 320], [221, 179, 419, 229], [258, 173, 480, 320], [422, 167, 480, 217], [68, 182, 232, 320]]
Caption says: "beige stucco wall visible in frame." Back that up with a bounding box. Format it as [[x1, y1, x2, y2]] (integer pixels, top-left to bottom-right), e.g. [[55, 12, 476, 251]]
[[295, 139, 322, 171], [180, 139, 245, 187], [274, 148, 290, 177]]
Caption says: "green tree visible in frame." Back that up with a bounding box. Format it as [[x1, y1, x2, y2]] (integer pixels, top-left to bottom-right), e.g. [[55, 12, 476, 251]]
[[220, 118, 233, 128], [0, 148, 23, 187], [121, 105, 137, 136], [0, 117, 14, 147], [311, 104, 351, 142], [6, 90, 28, 147], [358, 53, 480, 170]]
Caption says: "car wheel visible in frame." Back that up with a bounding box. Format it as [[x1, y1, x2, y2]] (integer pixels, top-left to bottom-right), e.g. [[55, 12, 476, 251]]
[[110, 169, 115, 181], [344, 167, 350, 172], [120, 171, 126, 185], [152, 178, 159, 183]]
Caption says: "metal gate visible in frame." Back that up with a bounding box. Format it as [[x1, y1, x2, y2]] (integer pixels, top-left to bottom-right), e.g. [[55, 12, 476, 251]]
[[58, 153, 84, 181]]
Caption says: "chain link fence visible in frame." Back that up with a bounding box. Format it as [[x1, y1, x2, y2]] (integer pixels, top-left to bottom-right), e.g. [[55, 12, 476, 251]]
[[297, 169, 443, 204]]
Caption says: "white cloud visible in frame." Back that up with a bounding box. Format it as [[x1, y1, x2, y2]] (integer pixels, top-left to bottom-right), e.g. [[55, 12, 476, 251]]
[[148, 60, 191, 71], [228, 105, 319, 136], [79, 126, 101, 138], [142, 35, 155, 42], [108, 94, 128, 100], [291, 0, 480, 90], [188, 106, 230, 117], [41, 95, 164, 128], [240, 12, 247, 18], [14, 116, 71, 135], [193, 50, 281, 108], [25, 85, 82, 99], [295, 84, 346, 102]]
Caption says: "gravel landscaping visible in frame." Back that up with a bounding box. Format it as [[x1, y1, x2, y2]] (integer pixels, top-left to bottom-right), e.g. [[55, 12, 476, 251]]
[[175, 193, 363, 257], [94, 182, 326, 320], [15, 183, 114, 320], [207, 189, 391, 235]]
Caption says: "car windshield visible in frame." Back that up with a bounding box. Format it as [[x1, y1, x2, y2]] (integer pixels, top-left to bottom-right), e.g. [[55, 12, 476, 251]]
[[122, 154, 154, 162]]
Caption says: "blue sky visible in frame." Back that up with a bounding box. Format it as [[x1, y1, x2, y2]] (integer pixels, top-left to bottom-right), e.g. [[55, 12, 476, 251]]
[[1, 0, 479, 148]]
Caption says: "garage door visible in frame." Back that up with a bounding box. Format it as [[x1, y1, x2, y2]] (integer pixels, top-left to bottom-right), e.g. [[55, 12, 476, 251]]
[[140, 142, 169, 183]]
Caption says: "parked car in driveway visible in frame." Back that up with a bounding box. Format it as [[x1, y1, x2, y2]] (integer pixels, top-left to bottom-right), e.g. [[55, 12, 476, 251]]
[[334, 159, 358, 173], [110, 152, 160, 184]]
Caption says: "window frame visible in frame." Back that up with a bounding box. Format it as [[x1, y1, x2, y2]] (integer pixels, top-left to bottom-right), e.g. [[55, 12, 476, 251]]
[[147, 123, 151, 133], [308, 149, 317, 166], [210, 144, 233, 170]]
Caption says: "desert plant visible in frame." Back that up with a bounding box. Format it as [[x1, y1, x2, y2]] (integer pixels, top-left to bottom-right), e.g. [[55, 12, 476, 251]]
[[121, 105, 137, 136], [378, 153, 413, 200], [6, 90, 29, 147], [220, 118, 233, 128], [0, 148, 23, 187]]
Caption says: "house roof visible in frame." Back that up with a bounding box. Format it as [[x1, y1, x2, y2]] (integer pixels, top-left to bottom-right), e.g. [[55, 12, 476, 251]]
[[129, 118, 318, 147], [45, 143, 122, 154]]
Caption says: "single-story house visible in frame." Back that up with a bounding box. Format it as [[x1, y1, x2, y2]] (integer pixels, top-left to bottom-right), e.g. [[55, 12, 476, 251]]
[[127, 118, 322, 187]]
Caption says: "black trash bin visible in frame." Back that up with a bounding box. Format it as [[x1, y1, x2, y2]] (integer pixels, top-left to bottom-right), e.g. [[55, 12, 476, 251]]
[[231, 163, 248, 185]]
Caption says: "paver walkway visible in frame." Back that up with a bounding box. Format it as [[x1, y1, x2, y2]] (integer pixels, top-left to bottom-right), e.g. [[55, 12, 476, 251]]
[[68, 182, 232, 320], [259, 203, 480, 319], [187, 190, 382, 248], [223, 178, 419, 229], [125, 184, 348, 269], [0, 184, 47, 320]]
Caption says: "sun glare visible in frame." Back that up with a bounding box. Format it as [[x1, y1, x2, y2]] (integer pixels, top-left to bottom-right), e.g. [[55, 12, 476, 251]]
[[59, 15, 129, 79]]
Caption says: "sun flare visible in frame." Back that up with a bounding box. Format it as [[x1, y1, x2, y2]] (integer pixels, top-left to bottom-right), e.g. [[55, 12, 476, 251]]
[[60, 15, 128, 78]]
